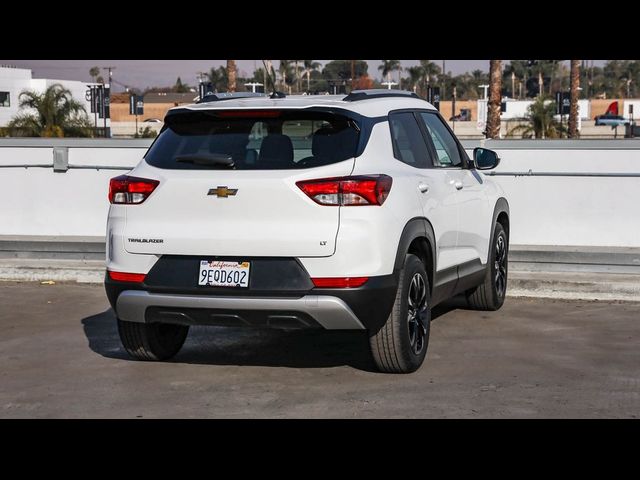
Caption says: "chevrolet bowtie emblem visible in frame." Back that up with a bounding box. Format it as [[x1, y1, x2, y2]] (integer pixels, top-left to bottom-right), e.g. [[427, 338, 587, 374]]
[[208, 186, 238, 198]]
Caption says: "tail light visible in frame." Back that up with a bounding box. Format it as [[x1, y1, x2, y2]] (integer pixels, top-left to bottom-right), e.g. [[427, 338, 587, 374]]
[[296, 175, 392, 206], [107, 271, 146, 283], [109, 175, 159, 204], [311, 277, 369, 288]]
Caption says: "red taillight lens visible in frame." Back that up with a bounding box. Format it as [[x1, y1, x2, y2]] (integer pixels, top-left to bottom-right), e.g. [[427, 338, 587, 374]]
[[296, 175, 392, 206], [108, 271, 146, 283], [311, 277, 369, 288], [109, 175, 159, 204]]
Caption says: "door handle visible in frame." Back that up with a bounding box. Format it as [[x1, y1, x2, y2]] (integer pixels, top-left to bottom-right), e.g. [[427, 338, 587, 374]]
[[454, 181, 463, 190], [418, 182, 429, 193]]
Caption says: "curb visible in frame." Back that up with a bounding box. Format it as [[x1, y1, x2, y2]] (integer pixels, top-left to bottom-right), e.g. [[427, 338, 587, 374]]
[[1, 261, 639, 302]]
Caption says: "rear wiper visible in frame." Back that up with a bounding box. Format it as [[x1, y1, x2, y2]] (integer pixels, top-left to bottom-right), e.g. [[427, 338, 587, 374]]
[[175, 153, 235, 168]]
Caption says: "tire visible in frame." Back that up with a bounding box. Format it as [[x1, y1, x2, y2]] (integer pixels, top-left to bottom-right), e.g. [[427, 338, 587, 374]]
[[369, 254, 431, 374], [117, 319, 189, 361], [466, 222, 508, 311]]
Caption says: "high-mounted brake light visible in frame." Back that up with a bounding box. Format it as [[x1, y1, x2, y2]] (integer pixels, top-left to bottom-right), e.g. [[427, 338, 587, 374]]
[[311, 277, 369, 288], [217, 110, 282, 118], [108, 271, 146, 283], [296, 175, 392, 206], [109, 175, 159, 204]]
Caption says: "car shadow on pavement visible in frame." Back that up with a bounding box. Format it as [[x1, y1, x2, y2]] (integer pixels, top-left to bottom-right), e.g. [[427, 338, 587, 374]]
[[81, 309, 377, 372], [431, 294, 473, 321]]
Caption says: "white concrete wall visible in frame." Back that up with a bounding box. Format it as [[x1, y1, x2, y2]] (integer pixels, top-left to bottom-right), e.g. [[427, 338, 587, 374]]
[[477, 99, 591, 124], [0, 139, 148, 237], [466, 140, 640, 247], [0, 138, 639, 248]]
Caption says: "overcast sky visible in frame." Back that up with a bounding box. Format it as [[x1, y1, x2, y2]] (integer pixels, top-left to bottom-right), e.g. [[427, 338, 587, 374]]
[[0, 59, 606, 93]]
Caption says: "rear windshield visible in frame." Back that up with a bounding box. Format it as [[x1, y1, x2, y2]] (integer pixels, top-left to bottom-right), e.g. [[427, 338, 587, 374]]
[[144, 110, 360, 170]]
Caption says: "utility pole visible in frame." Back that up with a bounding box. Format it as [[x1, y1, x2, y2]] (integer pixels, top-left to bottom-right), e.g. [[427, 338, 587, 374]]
[[351, 60, 355, 91], [102, 66, 116, 88], [441, 59, 446, 100], [479, 84, 489, 99], [452, 84, 457, 133], [511, 71, 515, 99]]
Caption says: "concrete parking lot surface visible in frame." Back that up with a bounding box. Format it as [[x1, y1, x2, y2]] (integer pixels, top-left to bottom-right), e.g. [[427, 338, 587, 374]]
[[0, 281, 638, 418]]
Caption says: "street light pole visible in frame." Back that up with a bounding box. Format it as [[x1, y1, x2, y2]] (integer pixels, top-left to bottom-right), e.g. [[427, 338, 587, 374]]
[[452, 84, 457, 133], [244, 82, 263, 93]]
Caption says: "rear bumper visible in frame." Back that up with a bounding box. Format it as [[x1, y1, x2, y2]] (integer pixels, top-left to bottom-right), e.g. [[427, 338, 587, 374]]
[[105, 256, 400, 332], [116, 290, 364, 330]]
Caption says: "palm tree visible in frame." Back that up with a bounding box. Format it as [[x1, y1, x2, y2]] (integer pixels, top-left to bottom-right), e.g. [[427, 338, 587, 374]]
[[568, 60, 580, 138], [278, 60, 295, 92], [405, 66, 424, 94], [419, 60, 441, 86], [227, 60, 237, 93], [6, 84, 92, 137], [507, 96, 565, 139], [89, 66, 100, 82], [206, 66, 227, 92], [486, 60, 502, 139], [293, 60, 301, 93], [378, 60, 401, 86], [302, 60, 321, 91]]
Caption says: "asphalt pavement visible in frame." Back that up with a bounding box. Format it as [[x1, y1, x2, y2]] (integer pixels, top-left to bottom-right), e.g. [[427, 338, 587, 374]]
[[0, 281, 638, 418]]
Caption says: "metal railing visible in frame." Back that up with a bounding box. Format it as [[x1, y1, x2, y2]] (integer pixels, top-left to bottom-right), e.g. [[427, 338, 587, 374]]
[[485, 170, 640, 177], [0, 163, 132, 170]]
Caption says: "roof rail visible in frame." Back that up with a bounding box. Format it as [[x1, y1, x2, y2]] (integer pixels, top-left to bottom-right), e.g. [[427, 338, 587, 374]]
[[196, 92, 267, 104], [343, 89, 421, 102]]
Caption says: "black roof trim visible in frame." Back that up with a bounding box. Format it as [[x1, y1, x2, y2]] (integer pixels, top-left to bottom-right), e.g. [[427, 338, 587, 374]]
[[343, 89, 421, 102], [196, 92, 267, 104]]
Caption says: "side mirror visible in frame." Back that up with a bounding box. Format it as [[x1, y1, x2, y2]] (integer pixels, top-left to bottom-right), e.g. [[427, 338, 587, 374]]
[[473, 147, 500, 170]]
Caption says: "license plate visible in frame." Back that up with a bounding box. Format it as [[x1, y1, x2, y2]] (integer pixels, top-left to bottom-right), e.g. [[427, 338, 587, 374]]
[[198, 260, 250, 287]]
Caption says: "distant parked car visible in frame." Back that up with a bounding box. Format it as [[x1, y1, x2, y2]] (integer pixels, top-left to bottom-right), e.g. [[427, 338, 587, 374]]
[[143, 118, 163, 123], [594, 114, 629, 128]]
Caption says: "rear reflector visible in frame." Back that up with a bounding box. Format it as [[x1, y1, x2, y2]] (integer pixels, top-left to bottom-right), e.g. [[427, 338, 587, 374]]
[[109, 175, 159, 204], [108, 271, 146, 283], [311, 277, 369, 288], [297, 175, 392, 206]]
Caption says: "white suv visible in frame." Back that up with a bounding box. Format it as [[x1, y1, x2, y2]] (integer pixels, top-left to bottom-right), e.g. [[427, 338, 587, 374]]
[[105, 90, 509, 373]]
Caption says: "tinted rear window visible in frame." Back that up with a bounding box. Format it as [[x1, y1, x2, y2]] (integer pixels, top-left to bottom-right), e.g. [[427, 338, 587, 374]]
[[144, 110, 360, 170]]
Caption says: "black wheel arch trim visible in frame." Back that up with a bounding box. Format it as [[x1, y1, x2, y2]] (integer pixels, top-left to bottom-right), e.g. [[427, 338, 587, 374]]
[[393, 217, 437, 289], [488, 197, 510, 263]]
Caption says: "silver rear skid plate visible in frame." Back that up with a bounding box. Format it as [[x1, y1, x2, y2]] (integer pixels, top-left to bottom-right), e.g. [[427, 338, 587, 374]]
[[116, 290, 365, 330]]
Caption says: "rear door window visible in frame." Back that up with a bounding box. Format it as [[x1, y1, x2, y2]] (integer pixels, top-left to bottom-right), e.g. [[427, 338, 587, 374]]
[[144, 110, 359, 170], [388, 112, 432, 168]]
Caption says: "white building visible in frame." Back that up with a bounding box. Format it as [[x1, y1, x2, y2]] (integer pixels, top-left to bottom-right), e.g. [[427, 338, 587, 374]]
[[0, 65, 108, 130], [477, 98, 591, 132]]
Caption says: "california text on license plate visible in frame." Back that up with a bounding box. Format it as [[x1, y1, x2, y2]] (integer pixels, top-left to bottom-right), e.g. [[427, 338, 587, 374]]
[[198, 260, 250, 287]]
